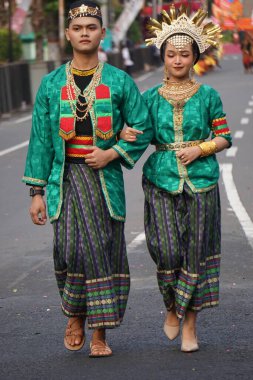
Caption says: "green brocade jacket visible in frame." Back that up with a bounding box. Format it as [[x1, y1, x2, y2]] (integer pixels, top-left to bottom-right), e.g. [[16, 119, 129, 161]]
[[143, 84, 232, 194], [23, 63, 152, 222]]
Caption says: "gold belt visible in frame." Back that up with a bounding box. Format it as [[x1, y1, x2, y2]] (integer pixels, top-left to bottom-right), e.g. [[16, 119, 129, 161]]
[[156, 140, 204, 151]]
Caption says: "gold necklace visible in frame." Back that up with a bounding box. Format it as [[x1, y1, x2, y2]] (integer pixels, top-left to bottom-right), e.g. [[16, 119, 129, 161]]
[[159, 79, 200, 102], [71, 66, 97, 77], [66, 61, 103, 122]]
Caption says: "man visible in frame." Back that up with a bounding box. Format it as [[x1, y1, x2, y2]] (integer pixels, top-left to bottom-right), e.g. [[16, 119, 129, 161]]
[[23, 0, 152, 357]]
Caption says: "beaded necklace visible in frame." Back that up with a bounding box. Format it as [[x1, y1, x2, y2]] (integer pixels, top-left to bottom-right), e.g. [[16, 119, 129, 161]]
[[66, 61, 103, 121], [159, 79, 200, 102]]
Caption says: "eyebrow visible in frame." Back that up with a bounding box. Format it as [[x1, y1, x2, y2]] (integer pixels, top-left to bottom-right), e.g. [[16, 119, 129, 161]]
[[71, 23, 98, 27]]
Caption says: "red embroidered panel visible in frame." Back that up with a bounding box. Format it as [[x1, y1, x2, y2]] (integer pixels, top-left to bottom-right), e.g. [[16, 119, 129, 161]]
[[212, 118, 227, 127], [61, 85, 75, 101], [95, 84, 110, 99], [60, 117, 75, 133], [97, 116, 112, 133]]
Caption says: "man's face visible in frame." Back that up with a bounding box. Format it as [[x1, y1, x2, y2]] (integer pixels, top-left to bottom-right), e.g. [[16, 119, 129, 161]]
[[66, 17, 105, 55]]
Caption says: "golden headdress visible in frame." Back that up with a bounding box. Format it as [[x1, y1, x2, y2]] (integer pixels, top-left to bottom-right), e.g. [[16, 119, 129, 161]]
[[68, 3, 102, 21], [146, 5, 222, 53]]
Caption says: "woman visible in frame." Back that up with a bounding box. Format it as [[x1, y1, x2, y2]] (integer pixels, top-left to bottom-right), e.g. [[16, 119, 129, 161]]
[[121, 6, 232, 352]]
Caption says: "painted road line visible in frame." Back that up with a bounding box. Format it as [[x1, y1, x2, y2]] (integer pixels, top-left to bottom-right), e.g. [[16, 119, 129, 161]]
[[0, 140, 29, 157], [240, 117, 249, 125], [221, 163, 253, 250], [128, 232, 146, 249], [249, 101, 253, 107], [226, 147, 238, 157], [15, 115, 32, 124], [245, 108, 252, 115], [234, 131, 244, 139]]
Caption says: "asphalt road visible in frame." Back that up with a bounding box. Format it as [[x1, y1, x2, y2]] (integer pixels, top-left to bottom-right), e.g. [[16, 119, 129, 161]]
[[0, 56, 253, 380]]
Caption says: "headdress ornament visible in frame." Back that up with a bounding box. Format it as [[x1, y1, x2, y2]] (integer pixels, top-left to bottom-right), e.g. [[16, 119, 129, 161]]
[[68, 1, 102, 21], [146, 5, 222, 53]]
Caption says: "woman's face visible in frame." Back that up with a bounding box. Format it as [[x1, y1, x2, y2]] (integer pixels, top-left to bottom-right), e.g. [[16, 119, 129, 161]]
[[164, 42, 195, 82]]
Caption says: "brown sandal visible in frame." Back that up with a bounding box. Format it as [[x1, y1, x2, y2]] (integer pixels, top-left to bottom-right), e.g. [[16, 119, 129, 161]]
[[89, 340, 112, 358], [64, 317, 85, 351]]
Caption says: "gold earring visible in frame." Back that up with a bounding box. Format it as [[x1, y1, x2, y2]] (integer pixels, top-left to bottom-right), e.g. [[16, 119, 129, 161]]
[[164, 66, 169, 83]]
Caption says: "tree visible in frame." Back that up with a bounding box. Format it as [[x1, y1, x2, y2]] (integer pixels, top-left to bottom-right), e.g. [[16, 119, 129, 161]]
[[30, 0, 45, 61]]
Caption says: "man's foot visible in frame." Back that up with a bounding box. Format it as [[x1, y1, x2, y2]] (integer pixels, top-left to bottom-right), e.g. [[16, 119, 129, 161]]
[[163, 307, 180, 340], [64, 317, 85, 351], [89, 329, 112, 358]]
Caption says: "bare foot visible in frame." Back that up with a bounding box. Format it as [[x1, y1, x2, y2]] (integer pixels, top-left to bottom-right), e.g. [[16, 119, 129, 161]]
[[64, 317, 85, 351]]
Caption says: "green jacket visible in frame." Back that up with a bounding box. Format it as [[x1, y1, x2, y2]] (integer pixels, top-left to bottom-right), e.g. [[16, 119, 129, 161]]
[[23, 63, 152, 222], [143, 84, 232, 194]]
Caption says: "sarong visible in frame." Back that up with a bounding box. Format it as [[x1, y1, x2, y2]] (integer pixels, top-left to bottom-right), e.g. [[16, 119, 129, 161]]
[[143, 176, 221, 319], [53, 163, 130, 329]]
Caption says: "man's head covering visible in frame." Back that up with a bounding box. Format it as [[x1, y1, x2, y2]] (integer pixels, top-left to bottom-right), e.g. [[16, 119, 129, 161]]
[[68, 1, 102, 24]]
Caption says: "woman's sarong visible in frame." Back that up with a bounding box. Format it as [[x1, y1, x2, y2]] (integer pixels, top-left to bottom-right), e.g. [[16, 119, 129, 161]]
[[143, 176, 221, 319], [53, 163, 130, 329]]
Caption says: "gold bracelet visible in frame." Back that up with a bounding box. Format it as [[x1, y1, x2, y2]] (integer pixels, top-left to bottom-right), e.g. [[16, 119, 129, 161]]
[[199, 141, 217, 157]]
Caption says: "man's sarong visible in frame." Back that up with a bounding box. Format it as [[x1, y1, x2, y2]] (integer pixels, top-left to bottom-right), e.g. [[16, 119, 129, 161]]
[[53, 163, 130, 329], [143, 176, 221, 319]]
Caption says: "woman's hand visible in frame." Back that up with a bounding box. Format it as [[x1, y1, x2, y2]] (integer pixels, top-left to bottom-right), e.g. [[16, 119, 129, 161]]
[[30, 195, 47, 225], [120, 127, 143, 142], [176, 146, 202, 166]]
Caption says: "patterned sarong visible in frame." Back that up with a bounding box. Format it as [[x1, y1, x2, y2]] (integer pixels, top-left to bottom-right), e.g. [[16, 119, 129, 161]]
[[143, 176, 221, 319], [53, 163, 130, 329]]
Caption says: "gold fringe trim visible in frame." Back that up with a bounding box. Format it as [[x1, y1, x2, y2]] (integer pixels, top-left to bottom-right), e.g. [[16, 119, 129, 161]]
[[96, 129, 113, 140], [59, 129, 76, 141]]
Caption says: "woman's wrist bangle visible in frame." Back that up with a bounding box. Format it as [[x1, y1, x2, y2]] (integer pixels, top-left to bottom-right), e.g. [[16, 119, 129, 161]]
[[198, 141, 217, 157]]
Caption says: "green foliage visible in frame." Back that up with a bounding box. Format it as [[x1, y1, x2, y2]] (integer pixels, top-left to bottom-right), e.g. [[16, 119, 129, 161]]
[[44, 0, 58, 13], [222, 31, 233, 43], [127, 20, 142, 45], [0, 28, 22, 62]]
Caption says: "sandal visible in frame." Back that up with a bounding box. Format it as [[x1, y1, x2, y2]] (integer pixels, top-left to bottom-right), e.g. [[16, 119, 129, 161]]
[[89, 340, 112, 358], [64, 317, 85, 351]]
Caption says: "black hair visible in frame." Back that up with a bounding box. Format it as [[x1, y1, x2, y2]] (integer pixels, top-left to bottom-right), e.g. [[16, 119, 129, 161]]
[[160, 35, 200, 64]]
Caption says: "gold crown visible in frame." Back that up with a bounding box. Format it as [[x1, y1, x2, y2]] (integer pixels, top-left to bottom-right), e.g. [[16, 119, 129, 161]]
[[68, 4, 102, 20], [146, 5, 222, 53]]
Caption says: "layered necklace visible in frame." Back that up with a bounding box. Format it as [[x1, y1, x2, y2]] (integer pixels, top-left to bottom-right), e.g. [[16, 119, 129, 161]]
[[66, 61, 103, 121], [159, 79, 200, 102]]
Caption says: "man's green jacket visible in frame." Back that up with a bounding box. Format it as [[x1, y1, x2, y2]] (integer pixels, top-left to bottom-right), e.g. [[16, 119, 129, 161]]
[[23, 63, 152, 222]]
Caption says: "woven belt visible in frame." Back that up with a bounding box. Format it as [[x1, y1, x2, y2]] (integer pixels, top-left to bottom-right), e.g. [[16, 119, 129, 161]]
[[156, 140, 204, 151]]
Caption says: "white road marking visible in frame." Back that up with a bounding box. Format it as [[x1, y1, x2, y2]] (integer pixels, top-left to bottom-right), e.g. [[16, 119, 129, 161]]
[[241, 117, 249, 125], [234, 131, 244, 138], [220, 163, 253, 250], [136, 72, 154, 82], [249, 101, 253, 107], [0, 140, 29, 157], [226, 146, 238, 157], [128, 232, 146, 249], [245, 108, 252, 114], [15, 115, 32, 124]]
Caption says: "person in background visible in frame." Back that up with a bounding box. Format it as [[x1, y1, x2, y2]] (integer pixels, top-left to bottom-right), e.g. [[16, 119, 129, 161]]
[[121, 41, 134, 76]]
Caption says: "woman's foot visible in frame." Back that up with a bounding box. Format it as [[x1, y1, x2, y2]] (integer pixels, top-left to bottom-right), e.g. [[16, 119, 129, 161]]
[[89, 328, 112, 358], [163, 306, 180, 340], [64, 317, 85, 351], [181, 311, 199, 352]]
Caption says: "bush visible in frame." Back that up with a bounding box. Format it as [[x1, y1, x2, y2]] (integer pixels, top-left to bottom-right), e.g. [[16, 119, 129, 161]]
[[0, 28, 22, 63]]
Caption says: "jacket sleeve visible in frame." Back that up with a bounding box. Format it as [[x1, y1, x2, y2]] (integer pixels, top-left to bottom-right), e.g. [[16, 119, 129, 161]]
[[22, 77, 54, 186], [209, 88, 232, 147], [112, 75, 153, 169]]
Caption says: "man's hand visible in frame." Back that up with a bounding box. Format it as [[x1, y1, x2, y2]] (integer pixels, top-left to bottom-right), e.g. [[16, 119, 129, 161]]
[[176, 146, 202, 166], [29, 195, 47, 225], [85, 147, 119, 169]]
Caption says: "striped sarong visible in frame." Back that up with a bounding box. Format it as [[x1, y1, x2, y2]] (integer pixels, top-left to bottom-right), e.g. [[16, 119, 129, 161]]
[[143, 176, 221, 319], [53, 163, 130, 329]]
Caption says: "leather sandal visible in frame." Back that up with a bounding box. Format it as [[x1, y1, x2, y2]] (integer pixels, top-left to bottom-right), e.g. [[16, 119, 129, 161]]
[[64, 317, 85, 351], [89, 340, 112, 358]]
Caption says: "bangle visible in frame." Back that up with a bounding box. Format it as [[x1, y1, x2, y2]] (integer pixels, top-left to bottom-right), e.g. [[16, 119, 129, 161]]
[[30, 187, 45, 197], [198, 141, 217, 157]]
